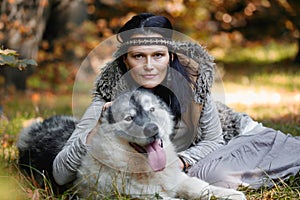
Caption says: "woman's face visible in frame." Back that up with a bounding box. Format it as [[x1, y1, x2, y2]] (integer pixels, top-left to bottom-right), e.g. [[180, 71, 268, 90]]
[[123, 35, 170, 88]]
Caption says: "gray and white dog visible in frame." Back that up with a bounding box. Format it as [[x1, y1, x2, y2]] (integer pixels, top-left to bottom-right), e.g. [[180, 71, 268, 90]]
[[18, 90, 245, 199]]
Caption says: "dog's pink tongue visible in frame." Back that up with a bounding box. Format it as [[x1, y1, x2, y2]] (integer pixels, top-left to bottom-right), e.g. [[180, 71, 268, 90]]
[[146, 140, 166, 171]]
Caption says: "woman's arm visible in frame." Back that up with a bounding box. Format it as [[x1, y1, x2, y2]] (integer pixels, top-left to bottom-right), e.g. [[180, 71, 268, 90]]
[[52, 100, 105, 185], [178, 95, 225, 167]]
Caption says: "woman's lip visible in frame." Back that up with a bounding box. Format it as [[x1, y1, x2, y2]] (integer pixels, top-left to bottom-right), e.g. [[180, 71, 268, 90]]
[[142, 74, 157, 79]]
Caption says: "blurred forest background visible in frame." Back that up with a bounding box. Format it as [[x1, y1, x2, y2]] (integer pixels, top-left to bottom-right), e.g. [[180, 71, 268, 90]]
[[0, 0, 300, 199], [1, 0, 300, 91]]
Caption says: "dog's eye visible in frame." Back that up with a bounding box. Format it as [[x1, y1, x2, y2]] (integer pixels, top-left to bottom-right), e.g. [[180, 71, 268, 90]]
[[149, 107, 155, 112], [124, 116, 133, 121]]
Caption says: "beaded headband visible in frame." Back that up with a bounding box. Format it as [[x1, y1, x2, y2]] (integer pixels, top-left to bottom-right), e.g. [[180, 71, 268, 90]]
[[119, 37, 172, 52], [121, 37, 172, 46]]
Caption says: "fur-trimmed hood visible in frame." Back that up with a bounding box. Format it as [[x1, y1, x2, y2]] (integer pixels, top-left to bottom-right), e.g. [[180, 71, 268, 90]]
[[93, 40, 215, 105]]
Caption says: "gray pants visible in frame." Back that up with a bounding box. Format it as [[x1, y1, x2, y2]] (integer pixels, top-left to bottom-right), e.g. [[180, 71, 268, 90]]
[[188, 126, 300, 189]]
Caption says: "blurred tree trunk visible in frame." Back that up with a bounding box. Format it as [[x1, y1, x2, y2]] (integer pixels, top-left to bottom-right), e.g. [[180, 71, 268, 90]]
[[1, 0, 51, 59], [0, 0, 50, 90], [0, 0, 86, 90]]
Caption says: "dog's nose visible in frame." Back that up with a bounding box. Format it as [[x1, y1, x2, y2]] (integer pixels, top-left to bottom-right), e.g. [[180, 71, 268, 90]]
[[144, 123, 159, 137]]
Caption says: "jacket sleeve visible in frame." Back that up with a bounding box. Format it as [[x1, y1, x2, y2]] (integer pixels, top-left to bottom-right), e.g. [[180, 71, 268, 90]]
[[178, 94, 225, 166], [52, 100, 105, 185]]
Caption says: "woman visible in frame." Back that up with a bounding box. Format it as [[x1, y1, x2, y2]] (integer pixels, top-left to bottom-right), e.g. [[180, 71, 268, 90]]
[[53, 13, 300, 190]]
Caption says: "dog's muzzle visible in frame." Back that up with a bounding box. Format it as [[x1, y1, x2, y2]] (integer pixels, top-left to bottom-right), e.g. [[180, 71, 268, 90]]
[[143, 123, 159, 138]]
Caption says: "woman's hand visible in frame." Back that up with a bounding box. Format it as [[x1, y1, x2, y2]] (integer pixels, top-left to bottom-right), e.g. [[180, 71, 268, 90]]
[[178, 157, 184, 169], [87, 101, 113, 144], [102, 101, 113, 111], [178, 156, 189, 172]]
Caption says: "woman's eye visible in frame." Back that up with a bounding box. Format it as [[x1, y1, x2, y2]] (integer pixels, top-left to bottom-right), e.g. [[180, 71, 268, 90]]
[[149, 107, 155, 112], [124, 116, 133, 121], [134, 54, 143, 60], [154, 53, 163, 58]]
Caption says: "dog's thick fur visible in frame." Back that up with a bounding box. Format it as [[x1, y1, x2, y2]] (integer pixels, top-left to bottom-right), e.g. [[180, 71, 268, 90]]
[[17, 115, 77, 193], [18, 90, 245, 199]]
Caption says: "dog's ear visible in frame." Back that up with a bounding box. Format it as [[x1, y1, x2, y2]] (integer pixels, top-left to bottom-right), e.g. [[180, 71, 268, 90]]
[[106, 106, 115, 124]]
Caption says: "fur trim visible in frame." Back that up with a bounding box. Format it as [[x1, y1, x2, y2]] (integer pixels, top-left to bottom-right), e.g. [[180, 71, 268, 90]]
[[215, 101, 242, 143], [170, 41, 215, 104], [93, 60, 129, 101]]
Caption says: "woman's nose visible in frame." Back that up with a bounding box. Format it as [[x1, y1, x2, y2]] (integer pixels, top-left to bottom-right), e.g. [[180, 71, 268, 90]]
[[144, 56, 154, 70]]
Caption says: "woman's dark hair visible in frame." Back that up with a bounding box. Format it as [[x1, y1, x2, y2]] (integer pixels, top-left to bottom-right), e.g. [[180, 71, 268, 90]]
[[117, 13, 173, 42], [117, 13, 194, 123]]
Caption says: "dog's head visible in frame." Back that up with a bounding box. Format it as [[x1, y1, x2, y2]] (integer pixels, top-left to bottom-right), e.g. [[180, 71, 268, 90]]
[[100, 90, 174, 171]]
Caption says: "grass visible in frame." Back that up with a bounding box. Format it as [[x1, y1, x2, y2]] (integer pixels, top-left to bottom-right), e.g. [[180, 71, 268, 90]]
[[220, 64, 300, 137], [1, 40, 300, 199], [0, 162, 26, 200]]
